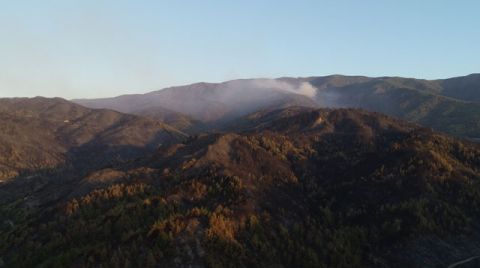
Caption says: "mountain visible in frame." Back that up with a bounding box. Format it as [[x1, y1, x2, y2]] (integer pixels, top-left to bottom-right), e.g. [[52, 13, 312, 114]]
[[73, 74, 480, 140], [74, 79, 320, 124], [438, 73, 480, 102], [2, 107, 480, 267], [310, 74, 480, 139], [0, 97, 186, 182]]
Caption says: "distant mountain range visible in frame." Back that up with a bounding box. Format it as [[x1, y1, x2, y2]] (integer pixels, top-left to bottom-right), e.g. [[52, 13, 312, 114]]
[[74, 79, 319, 131], [74, 74, 480, 139]]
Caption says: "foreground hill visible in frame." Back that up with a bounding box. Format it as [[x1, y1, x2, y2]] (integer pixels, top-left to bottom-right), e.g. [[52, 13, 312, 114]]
[[74, 74, 480, 140], [0, 97, 186, 182], [2, 107, 479, 267]]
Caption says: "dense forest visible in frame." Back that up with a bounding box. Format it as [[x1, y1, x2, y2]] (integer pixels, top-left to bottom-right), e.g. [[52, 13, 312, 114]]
[[1, 108, 480, 267]]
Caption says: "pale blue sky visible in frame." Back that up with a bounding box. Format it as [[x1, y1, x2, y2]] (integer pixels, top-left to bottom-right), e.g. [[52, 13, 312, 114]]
[[1, 0, 479, 98]]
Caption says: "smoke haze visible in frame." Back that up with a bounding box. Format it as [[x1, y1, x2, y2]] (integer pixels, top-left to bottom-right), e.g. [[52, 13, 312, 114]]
[[75, 78, 320, 122]]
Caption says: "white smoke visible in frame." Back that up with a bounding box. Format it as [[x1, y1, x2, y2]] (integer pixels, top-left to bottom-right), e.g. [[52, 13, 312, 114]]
[[78, 78, 321, 122], [295, 82, 317, 98], [249, 79, 317, 98]]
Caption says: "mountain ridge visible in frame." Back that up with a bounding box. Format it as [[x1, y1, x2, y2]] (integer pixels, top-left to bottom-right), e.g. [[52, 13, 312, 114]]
[[72, 74, 480, 139]]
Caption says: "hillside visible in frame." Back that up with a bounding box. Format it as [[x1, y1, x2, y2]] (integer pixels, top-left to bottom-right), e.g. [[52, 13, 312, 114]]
[[0, 97, 186, 182], [132, 106, 206, 134], [438, 74, 480, 102], [311, 75, 480, 139], [2, 107, 480, 267]]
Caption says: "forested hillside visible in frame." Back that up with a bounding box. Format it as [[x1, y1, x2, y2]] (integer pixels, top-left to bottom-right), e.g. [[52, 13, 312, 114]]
[[2, 108, 479, 267], [0, 97, 185, 182]]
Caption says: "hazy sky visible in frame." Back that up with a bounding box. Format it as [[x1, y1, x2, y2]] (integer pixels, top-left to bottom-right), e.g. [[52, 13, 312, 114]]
[[1, 0, 479, 99]]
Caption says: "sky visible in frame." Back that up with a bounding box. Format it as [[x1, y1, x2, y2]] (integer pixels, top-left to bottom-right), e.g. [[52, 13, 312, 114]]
[[0, 0, 479, 99]]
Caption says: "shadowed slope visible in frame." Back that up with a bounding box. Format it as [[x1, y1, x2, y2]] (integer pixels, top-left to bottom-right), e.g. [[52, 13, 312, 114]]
[[0, 97, 185, 181]]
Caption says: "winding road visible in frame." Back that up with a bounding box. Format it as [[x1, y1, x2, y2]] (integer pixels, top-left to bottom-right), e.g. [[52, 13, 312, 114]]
[[447, 256, 480, 268]]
